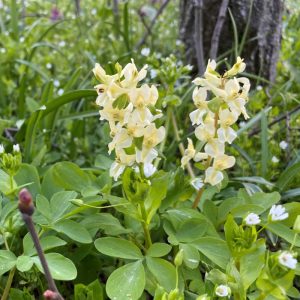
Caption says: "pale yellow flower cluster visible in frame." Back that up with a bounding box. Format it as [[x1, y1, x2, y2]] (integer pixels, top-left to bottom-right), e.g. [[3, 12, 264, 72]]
[[182, 57, 250, 186], [93, 60, 165, 180]]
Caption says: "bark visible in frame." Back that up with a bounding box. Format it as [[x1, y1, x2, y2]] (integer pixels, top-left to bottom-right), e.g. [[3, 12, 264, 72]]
[[180, 0, 284, 83]]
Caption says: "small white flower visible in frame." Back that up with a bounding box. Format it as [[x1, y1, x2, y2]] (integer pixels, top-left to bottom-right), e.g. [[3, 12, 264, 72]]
[[53, 80, 60, 87], [239, 121, 246, 128], [39, 105, 47, 111], [0, 144, 5, 154], [46, 63, 52, 69], [279, 140, 288, 150], [19, 36, 25, 43], [143, 163, 156, 178], [150, 69, 157, 79], [58, 41, 66, 47], [175, 40, 181, 46], [141, 48, 150, 56], [58, 88, 64, 96], [215, 284, 231, 297], [191, 178, 204, 190], [256, 85, 263, 91], [13, 144, 20, 153], [271, 156, 279, 163], [0, 48, 6, 53], [91, 8, 97, 15], [269, 205, 289, 221], [278, 251, 297, 269], [245, 213, 261, 226]]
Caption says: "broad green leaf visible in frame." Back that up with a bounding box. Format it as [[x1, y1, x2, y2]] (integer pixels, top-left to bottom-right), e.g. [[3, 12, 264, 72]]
[[51, 162, 93, 192], [16, 255, 33, 272], [145, 171, 169, 223], [0, 169, 17, 195], [53, 219, 92, 244], [32, 253, 77, 280], [192, 237, 230, 269], [81, 213, 130, 236], [50, 191, 77, 221], [95, 237, 143, 260], [0, 250, 17, 275], [146, 257, 176, 292], [106, 261, 145, 300], [36, 194, 51, 221], [25, 235, 67, 256], [175, 218, 208, 242], [15, 164, 41, 197], [266, 223, 300, 247], [147, 243, 172, 258], [240, 240, 265, 289], [179, 244, 200, 269]]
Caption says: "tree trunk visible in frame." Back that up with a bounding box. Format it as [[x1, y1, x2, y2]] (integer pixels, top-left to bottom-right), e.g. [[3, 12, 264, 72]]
[[179, 0, 284, 83]]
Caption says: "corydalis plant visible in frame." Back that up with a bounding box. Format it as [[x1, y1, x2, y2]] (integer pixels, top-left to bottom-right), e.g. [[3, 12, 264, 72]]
[[93, 60, 165, 180], [182, 57, 250, 187]]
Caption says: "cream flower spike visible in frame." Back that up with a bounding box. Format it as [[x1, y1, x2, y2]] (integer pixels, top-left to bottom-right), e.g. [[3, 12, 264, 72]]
[[94, 61, 165, 181], [183, 57, 250, 187]]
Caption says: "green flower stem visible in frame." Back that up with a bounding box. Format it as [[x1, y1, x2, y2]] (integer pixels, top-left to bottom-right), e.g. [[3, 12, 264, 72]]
[[154, 106, 172, 168], [192, 186, 204, 209], [139, 202, 152, 249], [289, 232, 298, 251], [1, 267, 16, 300], [175, 266, 179, 290], [170, 109, 195, 178]]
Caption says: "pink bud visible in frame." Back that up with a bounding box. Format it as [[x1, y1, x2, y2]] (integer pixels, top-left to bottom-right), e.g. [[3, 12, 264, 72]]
[[18, 188, 34, 215], [43, 290, 60, 300]]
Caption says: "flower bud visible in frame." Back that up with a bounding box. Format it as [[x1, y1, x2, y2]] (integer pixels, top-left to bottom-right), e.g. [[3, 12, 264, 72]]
[[168, 288, 179, 300], [174, 249, 184, 267], [293, 215, 300, 233], [18, 188, 34, 216], [43, 290, 61, 300]]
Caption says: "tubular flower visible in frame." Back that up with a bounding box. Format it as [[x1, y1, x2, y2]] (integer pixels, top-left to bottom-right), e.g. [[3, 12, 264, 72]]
[[94, 60, 165, 180], [183, 57, 251, 186]]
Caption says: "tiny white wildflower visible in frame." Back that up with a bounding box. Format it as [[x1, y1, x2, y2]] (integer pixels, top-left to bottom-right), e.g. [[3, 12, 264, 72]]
[[91, 8, 97, 15], [0, 47, 6, 53], [15, 119, 24, 129], [279, 140, 288, 150], [239, 121, 246, 128], [58, 88, 64, 96], [42, 129, 47, 133], [46, 63, 52, 69], [191, 178, 204, 191], [269, 205, 289, 221], [58, 40, 66, 47], [245, 213, 261, 226], [150, 69, 157, 79], [271, 156, 279, 163], [39, 105, 47, 111], [278, 251, 297, 269], [215, 285, 231, 297], [53, 80, 60, 87], [175, 40, 181, 46], [13, 144, 20, 153], [256, 85, 263, 91], [141, 48, 150, 56], [19, 36, 25, 43], [143, 163, 156, 178], [0, 144, 5, 154]]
